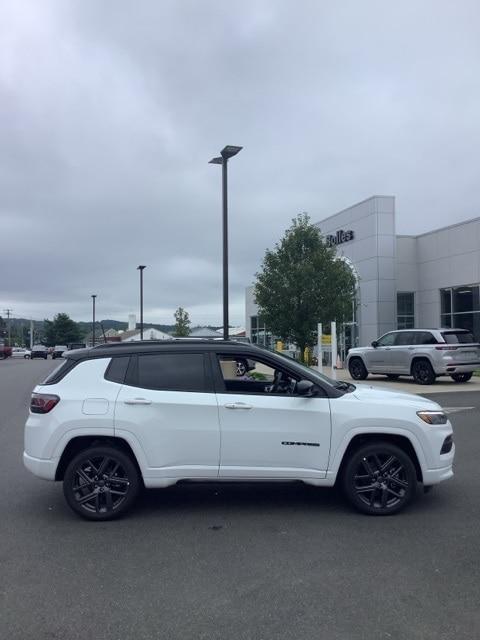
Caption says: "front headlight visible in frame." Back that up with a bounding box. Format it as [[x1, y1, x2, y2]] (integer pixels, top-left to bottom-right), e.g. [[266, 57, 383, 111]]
[[417, 410, 448, 425]]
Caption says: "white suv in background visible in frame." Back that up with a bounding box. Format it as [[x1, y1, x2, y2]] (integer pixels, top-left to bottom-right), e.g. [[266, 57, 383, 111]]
[[347, 329, 480, 385], [24, 341, 454, 520]]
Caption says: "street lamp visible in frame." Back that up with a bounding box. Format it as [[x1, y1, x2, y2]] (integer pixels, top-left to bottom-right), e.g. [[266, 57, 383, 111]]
[[209, 145, 243, 340], [91, 295, 97, 346], [137, 265, 146, 340]]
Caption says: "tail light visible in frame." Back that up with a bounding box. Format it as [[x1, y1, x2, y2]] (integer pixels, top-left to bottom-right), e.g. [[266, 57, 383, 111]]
[[435, 346, 458, 350], [30, 393, 60, 414]]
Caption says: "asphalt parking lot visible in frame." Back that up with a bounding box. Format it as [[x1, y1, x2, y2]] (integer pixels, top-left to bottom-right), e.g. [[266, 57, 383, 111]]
[[0, 358, 479, 640]]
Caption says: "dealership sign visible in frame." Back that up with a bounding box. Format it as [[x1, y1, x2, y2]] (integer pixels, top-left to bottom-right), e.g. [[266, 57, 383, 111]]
[[326, 229, 355, 248]]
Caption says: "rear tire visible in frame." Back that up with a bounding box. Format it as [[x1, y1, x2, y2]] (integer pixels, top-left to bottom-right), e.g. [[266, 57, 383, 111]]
[[451, 372, 473, 383], [348, 357, 368, 380], [63, 445, 140, 521], [412, 359, 435, 385], [342, 442, 417, 515]]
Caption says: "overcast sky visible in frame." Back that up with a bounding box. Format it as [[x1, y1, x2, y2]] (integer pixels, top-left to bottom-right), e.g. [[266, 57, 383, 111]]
[[1, 0, 480, 325]]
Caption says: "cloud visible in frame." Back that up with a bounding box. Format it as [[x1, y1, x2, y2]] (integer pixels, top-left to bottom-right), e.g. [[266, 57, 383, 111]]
[[1, 0, 480, 323]]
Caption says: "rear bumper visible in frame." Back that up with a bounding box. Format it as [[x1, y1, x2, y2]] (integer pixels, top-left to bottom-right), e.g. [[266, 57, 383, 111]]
[[23, 452, 57, 480], [436, 363, 480, 374]]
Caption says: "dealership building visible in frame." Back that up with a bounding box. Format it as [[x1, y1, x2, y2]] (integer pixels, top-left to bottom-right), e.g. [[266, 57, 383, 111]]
[[245, 195, 480, 357]]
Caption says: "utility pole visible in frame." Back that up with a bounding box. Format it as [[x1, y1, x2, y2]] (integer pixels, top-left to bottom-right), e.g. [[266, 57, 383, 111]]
[[4, 309, 12, 346], [91, 295, 97, 346], [30, 319, 34, 349], [137, 266, 146, 340]]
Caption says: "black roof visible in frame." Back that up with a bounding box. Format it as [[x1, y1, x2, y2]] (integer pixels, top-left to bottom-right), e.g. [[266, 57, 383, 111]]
[[65, 339, 260, 361]]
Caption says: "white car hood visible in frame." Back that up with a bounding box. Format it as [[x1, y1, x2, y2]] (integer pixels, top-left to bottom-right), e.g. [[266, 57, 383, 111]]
[[350, 383, 441, 410]]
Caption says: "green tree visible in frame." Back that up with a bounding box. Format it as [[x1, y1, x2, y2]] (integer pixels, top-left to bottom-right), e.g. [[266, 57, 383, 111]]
[[254, 213, 356, 360], [44, 313, 82, 346], [173, 307, 191, 337]]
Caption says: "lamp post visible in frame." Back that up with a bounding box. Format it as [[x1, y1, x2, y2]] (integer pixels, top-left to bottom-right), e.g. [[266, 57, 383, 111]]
[[91, 295, 97, 346], [137, 265, 146, 340], [209, 145, 243, 340]]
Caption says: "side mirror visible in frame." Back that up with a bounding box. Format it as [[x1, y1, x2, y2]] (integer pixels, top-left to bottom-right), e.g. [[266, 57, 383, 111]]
[[296, 379, 315, 396], [371, 341, 378, 348]]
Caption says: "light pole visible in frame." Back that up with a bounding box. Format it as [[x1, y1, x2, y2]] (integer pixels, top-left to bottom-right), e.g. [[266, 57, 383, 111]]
[[137, 265, 146, 340], [209, 145, 243, 340], [91, 295, 97, 346]]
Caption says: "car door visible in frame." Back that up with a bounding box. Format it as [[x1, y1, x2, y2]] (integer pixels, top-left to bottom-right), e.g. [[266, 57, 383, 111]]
[[212, 351, 331, 480], [364, 332, 397, 373], [389, 331, 416, 373], [114, 351, 220, 479]]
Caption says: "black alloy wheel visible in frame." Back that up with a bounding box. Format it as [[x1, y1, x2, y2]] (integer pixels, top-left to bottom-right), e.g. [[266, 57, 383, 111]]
[[343, 443, 416, 515], [63, 446, 140, 521], [348, 358, 368, 380], [451, 372, 473, 383], [411, 359, 435, 385]]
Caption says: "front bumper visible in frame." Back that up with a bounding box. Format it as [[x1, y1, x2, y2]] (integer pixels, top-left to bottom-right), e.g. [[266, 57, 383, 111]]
[[23, 452, 57, 480]]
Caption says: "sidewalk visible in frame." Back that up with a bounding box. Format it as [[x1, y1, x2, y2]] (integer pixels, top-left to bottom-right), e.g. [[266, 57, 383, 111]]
[[314, 366, 480, 395]]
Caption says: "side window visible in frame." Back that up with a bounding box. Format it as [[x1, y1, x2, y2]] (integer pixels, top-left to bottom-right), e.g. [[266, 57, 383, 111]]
[[136, 353, 207, 392], [104, 356, 130, 384], [414, 331, 438, 345], [394, 332, 415, 346], [216, 354, 299, 395], [377, 333, 396, 347]]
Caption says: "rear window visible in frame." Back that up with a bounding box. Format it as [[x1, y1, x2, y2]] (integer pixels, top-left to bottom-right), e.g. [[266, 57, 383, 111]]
[[441, 331, 475, 344]]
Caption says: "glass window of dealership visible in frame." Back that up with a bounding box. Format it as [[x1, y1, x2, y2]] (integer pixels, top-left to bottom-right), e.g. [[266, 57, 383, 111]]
[[246, 196, 480, 348]]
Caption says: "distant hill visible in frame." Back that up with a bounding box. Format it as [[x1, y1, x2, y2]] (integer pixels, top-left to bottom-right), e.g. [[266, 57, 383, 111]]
[[6, 317, 222, 339]]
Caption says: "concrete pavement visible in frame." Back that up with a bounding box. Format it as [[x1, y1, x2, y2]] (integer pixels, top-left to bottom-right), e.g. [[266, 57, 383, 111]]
[[316, 365, 480, 394], [1, 357, 479, 640]]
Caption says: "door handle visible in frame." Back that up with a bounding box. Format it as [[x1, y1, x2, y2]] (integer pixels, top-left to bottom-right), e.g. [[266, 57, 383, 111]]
[[224, 402, 253, 410], [123, 398, 152, 405]]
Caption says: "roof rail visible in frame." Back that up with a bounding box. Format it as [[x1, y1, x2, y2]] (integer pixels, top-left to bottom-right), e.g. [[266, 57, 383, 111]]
[[91, 338, 236, 349]]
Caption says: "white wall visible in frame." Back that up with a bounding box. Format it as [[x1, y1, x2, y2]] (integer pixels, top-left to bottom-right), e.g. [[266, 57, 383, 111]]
[[316, 195, 397, 344], [415, 217, 480, 328]]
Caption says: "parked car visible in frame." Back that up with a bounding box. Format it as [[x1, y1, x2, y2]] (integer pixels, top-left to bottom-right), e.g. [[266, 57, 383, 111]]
[[67, 343, 87, 351], [347, 328, 480, 385], [52, 345, 67, 359], [0, 340, 12, 359], [30, 345, 48, 360], [24, 340, 454, 521], [11, 347, 31, 359]]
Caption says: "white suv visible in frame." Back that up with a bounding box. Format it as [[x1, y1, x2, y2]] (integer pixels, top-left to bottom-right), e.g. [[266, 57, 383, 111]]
[[347, 328, 480, 385], [24, 341, 454, 520]]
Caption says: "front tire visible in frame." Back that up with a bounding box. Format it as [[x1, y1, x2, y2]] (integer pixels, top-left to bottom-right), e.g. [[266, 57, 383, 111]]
[[63, 446, 140, 521], [412, 359, 435, 385], [342, 442, 417, 515], [348, 357, 368, 380], [451, 372, 473, 383]]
